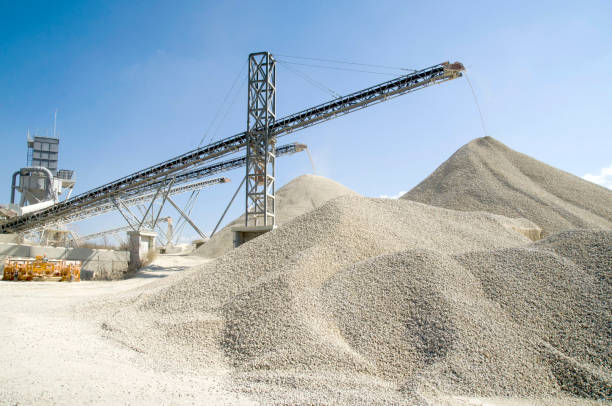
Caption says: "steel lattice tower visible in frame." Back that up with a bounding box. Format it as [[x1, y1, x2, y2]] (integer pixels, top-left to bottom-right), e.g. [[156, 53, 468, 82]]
[[245, 52, 276, 227]]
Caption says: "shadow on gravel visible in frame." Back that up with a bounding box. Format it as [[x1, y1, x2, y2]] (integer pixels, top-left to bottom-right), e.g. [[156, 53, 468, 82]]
[[124, 264, 193, 279]]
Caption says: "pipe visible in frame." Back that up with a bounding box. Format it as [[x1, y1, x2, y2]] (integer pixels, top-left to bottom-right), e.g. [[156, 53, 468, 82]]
[[10, 171, 19, 204]]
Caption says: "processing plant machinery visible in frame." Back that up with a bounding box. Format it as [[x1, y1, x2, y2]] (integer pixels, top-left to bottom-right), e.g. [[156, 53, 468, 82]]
[[3, 255, 81, 282], [1, 55, 465, 246], [10, 133, 76, 215]]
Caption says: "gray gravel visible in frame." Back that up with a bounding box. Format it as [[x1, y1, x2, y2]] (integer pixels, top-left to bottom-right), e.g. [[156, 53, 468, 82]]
[[455, 231, 612, 399], [93, 193, 604, 404], [402, 137, 612, 236], [89, 139, 611, 405]]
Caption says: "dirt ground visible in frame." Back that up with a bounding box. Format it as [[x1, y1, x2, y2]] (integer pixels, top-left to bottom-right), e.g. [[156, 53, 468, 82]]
[[0, 255, 255, 405]]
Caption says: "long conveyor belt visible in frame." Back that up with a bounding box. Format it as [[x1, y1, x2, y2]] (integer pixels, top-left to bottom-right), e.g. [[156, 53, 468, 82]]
[[11, 143, 307, 233], [1, 62, 463, 233]]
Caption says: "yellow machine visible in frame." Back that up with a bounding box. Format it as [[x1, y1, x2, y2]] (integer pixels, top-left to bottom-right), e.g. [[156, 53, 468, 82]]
[[2, 256, 81, 282]]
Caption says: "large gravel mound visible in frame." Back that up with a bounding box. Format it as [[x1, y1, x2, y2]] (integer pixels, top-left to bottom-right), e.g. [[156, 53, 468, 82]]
[[195, 174, 357, 258], [402, 136, 612, 236], [145, 195, 534, 316], [95, 195, 610, 404]]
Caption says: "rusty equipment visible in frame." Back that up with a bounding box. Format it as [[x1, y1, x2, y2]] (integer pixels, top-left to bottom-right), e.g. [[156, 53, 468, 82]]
[[2, 255, 81, 282]]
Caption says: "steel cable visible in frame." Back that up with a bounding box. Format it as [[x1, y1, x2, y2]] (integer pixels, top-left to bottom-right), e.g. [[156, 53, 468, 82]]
[[199, 59, 248, 147], [276, 60, 399, 76], [274, 53, 416, 72], [277, 60, 341, 98], [464, 72, 489, 137]]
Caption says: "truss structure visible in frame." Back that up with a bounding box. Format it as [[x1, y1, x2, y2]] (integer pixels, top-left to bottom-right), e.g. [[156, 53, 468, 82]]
[[245, 52, 276, 227], [78, 217, 171, 243], [1, 57, 464, 235], [24, 177, 228, 233], [3, 143, 305, 233]]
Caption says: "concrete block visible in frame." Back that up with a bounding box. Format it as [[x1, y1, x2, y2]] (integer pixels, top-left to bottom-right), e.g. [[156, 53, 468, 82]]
[[0, 234, 20, 244], [0, 243, 130, 281], [0, 243, 31, 257], [231, 225, 274, 248], [66, 247, 96, 261], [30, 246, 68, 258], [127, 230, 157, 271]]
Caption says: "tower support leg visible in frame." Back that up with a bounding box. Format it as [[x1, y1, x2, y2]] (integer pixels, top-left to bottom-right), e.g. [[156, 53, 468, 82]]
[[234, 51, 276, 246]]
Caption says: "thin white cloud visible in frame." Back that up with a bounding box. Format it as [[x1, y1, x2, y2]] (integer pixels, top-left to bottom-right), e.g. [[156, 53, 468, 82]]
[[379, 190, 407, 199], [584, 163, 612, 189]]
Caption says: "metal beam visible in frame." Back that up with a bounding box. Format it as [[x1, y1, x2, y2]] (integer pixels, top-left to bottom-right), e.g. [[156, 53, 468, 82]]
[[111, 196, 137, 231], [166, 196, 207, 240], [152, 177, 175, 229], [79, 217, 172, 241], [138, 178, 167, 230], [211, 175, 246, 238], [4, 144, 302, 233]]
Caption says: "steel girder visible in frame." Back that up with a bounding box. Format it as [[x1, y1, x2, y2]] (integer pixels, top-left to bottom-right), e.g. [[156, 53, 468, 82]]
[[270, 62, 464, 136], [79, 218, 170, 242], [245, 52, 276, 227]]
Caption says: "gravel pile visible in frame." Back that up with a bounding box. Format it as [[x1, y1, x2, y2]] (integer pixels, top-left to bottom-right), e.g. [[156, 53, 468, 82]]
[[92, 193, 611, 404], [92, 140, 611, 404], [319, 249, 557, 398], [455, 231, 612, 399], [142, 195, 535, 316], [402, 136, 612, 236], [195, 174, 357, 258]]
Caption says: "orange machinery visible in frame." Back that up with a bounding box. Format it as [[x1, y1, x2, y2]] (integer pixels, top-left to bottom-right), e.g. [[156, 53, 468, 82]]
[[2, 256, 81, 282]]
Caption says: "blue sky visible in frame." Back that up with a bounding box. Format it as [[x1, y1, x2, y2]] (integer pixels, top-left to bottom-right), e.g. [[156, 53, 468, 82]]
[[1, 1, 611, 241]]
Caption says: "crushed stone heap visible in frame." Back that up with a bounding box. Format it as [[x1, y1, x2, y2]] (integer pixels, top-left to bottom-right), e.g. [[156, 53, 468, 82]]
[[402, 136, 612, 236], [95, 194, 610, 404]]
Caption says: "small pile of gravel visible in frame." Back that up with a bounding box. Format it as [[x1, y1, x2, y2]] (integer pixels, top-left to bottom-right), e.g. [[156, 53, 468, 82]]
[[195, 174, 357, 258], [402, 136, 612, 236]]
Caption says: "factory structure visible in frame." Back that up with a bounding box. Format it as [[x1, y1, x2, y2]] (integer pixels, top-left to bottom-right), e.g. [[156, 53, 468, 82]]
[[3, 133, 77, 246], [11, 134, 75, 213], [1, 52, 465, 275]]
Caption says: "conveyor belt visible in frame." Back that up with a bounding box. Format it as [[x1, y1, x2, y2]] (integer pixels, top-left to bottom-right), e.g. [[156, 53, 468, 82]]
[[2, 61, 462, 233], [6, 143, 306, 233]]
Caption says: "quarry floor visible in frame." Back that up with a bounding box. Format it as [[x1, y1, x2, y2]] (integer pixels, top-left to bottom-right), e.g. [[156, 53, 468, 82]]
[[0, 255, 255, 406], [0, 254, 598, 406]]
